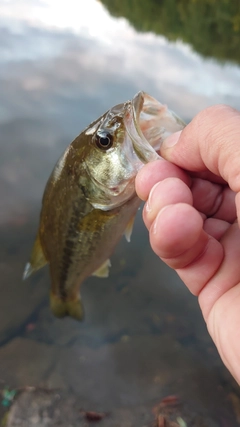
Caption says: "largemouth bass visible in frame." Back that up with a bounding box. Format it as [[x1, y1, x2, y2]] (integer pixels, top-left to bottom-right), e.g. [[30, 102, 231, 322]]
[[23, 92, 185, 320]]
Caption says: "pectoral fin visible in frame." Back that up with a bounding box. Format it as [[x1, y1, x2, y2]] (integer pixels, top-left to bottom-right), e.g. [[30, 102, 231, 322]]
[[92, 259, 111, 278], [124, 216, 135, 242], [23, 234, 47, 280]]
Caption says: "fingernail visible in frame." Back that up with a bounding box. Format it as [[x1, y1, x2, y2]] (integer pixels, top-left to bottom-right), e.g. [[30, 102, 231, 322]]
[[162, 130, 182, 148], [145, 182, 159, 213], [152, 206, 170, 235], [145, 200, 151, 213]]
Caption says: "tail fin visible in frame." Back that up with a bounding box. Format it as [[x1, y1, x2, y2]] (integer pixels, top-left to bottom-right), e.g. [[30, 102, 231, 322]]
[[50, 292, 84, 321], [23, 234, 47, 280]]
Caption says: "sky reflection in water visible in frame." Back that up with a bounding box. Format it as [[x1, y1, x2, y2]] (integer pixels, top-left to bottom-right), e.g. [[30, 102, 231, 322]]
[[1, 0, 240, 225]]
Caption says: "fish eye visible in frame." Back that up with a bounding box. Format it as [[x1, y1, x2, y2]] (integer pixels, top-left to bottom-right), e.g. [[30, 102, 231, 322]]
[[95, 132, 113, 150]]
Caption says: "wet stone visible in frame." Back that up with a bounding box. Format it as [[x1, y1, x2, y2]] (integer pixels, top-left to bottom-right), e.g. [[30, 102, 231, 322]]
[[4, 387, 232, 427], [4, 388, 155, 427], [0, 333, 237, 425]]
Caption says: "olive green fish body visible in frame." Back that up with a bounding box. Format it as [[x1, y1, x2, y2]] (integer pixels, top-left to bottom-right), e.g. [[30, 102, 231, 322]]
[[24, 91, 185, 320], [40, 172, 140, 319]]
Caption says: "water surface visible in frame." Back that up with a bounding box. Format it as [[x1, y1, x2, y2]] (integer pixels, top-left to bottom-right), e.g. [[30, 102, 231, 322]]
[[1, 1, 240, 425]]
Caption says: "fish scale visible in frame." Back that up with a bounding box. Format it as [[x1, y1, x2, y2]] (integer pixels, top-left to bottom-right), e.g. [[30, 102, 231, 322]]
[[23, 91, 185, 320], [58, 211, 82, 299]]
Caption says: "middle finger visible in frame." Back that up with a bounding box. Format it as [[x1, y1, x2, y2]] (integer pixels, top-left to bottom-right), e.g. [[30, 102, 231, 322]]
[[191, 178, 236, 222]]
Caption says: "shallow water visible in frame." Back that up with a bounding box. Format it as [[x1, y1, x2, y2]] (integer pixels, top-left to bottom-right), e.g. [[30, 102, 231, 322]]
[[1, 1, 240, 425]]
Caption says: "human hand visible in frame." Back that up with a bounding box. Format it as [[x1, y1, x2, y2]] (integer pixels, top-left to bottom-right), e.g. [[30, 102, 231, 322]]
[[136, 105, 240, 383]]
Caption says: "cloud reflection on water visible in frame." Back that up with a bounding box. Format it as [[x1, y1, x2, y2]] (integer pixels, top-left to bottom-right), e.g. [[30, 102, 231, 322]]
[[1, 0, 240, 224]]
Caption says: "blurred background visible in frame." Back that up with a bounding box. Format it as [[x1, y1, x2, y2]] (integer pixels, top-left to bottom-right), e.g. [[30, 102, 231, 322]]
[[1, 0, 240, 425]]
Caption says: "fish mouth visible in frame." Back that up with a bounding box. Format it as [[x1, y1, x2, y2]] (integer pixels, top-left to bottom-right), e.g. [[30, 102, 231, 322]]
[[125, 91, 185, 164], [124, 91, 160, 164]]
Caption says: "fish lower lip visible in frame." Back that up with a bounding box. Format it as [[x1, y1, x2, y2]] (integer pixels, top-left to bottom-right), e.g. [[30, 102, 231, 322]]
[[124, 104, 160, 164]]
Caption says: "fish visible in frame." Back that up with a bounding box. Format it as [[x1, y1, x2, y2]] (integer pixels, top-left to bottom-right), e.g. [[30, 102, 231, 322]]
[[23, 91, 185, 321]]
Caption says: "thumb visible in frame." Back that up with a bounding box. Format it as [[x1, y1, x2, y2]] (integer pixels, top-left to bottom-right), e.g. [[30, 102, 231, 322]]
[[160, 104, 240, 194]]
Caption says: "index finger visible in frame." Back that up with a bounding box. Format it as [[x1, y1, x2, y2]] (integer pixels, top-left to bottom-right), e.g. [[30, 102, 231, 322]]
[[160, 105, 240, 193]]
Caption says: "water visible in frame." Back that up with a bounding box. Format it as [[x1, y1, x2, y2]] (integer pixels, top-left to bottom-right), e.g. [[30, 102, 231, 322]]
[[1, 1, 240, 425]]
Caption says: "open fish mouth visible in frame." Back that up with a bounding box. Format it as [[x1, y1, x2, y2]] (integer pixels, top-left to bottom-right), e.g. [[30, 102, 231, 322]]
[[124, 91, 185, 164], [124, 92, 160, 164]]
